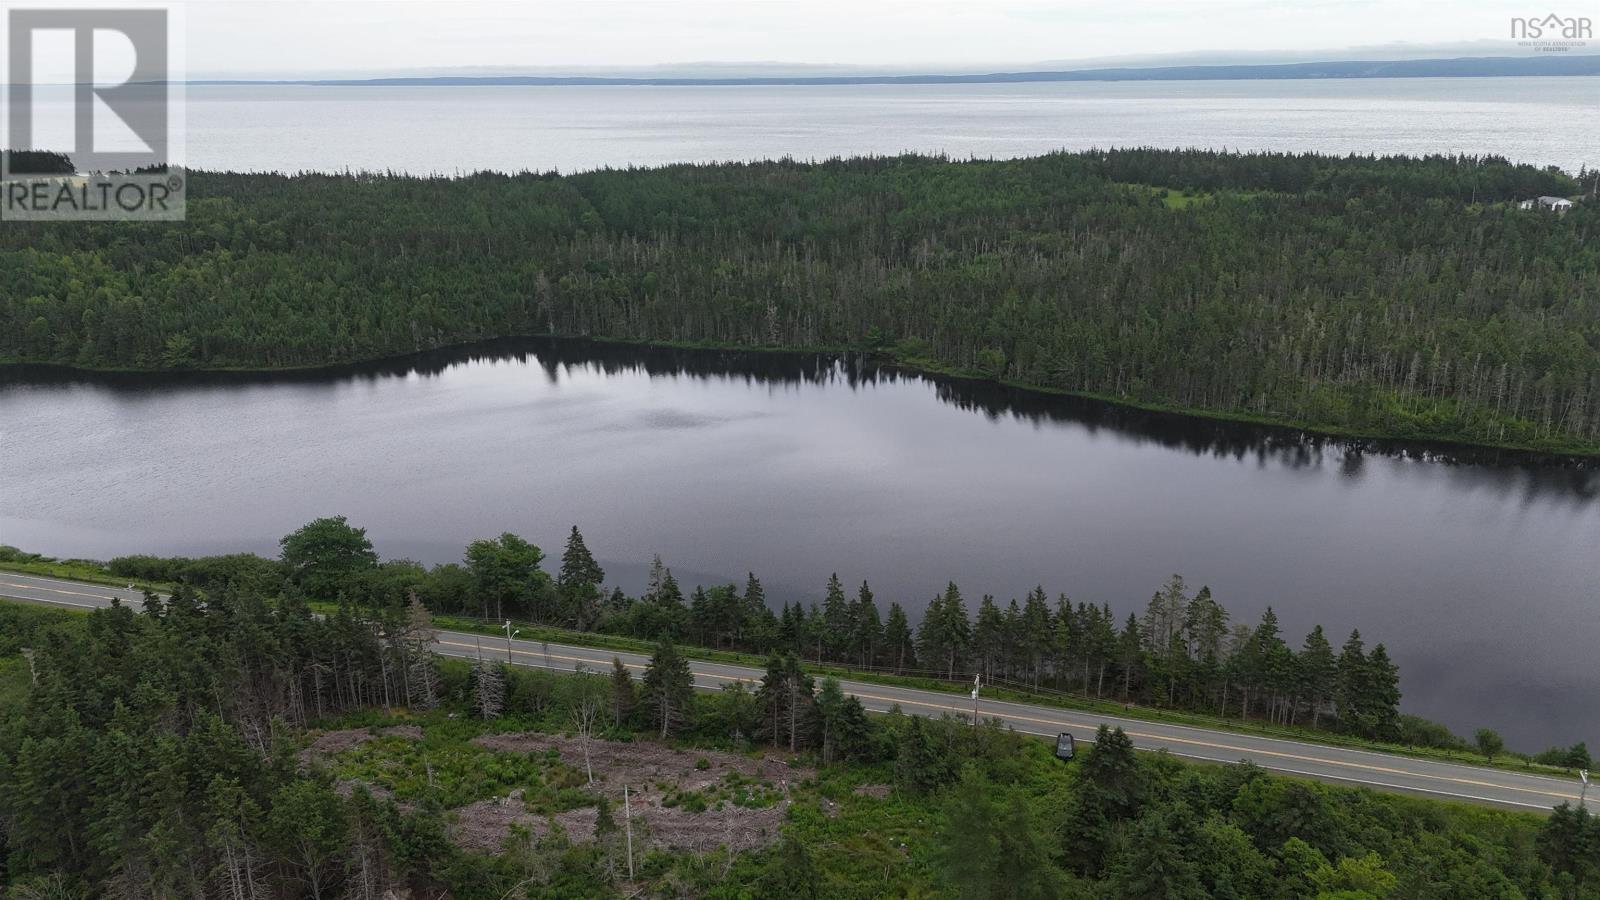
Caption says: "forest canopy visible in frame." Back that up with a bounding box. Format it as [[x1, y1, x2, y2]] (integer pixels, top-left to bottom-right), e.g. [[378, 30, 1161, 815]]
[[1, 556, 1597, 898], [1, 148, 1596, 452]]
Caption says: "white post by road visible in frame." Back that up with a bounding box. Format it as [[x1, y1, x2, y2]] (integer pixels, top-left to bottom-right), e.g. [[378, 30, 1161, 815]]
[[1581, 769, 1589, 808], [503, 619, 519, 664], [971, 673, 981, 729]]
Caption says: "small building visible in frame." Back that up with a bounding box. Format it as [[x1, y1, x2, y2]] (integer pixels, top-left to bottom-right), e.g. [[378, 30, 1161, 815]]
[[1519, 196, 1574, 212]]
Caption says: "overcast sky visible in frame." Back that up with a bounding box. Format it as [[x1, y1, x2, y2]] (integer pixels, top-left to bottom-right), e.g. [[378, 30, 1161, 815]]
[[5, 0, 1588, 81], [166, 0, 1582, 78]]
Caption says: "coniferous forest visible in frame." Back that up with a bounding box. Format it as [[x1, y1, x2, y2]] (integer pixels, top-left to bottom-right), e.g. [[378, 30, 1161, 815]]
[[2, 149, 1597, 452], [68, 517, 1414, 743], [16, 516, 1599, 763], [2, 518, 1599, 898]]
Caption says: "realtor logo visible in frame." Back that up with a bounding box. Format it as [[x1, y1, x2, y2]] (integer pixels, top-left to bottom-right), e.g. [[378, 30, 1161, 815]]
[[2, 7, 186, 220], [1510, 12, 1593, 51]]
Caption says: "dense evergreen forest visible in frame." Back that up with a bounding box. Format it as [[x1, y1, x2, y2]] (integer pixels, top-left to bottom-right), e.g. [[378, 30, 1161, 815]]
[[3, 586, 1599, 898], [17, 515, 1594, 763], [2, 149, 1597, 452], [77, 517, 1413, 742]]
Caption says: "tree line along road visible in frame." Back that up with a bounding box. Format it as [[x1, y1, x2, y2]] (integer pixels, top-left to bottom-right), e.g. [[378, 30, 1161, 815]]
[[1, 570, 1592, 815]]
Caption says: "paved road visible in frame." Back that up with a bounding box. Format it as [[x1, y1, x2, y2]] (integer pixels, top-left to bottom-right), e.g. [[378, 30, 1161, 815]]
[[4, 570, 1593, 814]]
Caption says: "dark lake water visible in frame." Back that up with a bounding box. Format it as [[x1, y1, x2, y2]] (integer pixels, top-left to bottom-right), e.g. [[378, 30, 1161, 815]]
[[2, 339, 1596, 749]]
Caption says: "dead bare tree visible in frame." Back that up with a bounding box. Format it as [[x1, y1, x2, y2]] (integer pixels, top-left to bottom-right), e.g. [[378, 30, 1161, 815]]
[[474, 658, 505, 720], [569, 683, 603, 785]]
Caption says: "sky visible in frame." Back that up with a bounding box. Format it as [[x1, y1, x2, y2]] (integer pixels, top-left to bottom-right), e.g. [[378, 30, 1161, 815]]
[[177, 0, 1592, 78], [4, 0, 1592, 81]]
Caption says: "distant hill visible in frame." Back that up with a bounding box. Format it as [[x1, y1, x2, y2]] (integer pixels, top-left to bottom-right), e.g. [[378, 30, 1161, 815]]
[[0, 150, 75, 175], [194, 55, 1600, 87]]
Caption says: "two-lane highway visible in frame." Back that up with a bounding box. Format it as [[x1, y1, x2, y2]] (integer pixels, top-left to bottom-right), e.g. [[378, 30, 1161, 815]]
[[4, 570, 1593, 814]]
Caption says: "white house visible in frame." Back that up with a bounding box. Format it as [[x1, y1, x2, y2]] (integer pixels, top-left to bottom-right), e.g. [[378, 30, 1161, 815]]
[[1519, 196, 1574, 212]]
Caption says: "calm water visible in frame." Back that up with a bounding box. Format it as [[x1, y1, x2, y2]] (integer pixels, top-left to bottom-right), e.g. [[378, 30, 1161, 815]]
[[26, 78, 1598, 174], [2, 340, 1596, 748]]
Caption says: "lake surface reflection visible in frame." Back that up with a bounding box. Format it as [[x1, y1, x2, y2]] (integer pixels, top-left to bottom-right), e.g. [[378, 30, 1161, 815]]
[[2, 338, 1596, 748]]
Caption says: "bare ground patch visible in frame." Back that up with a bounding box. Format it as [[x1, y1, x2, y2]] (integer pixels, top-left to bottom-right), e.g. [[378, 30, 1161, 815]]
[[299, 728, 379, 766], [454, 732, 809, 854], [450, 790, 542, 854], [471, 732, 803, 792], [300, 723, 424, 768], [334, 777, 398, 804]]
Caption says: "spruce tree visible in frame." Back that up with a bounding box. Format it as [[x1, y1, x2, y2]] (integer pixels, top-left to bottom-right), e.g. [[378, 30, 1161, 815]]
[[973, 595, 1006, 680], [851, 581, 882, 668], [649, 569, 687, 640], [884, 602, 915, 673], [1020, 586, 1053, 688], [1092, 603, 1118, 697], [1064, 725, 1146, 875], [1366, 644, 1402, 740], [609, 657, 636, 728], [1337, 630, 1369, 735], [742, 573, 770, 650], [1536, 803, 1600, 883], [1299, 626, 1337, 729], [1250, 608, 1292, 725], [919, 582, 972, 679], [813, 677, 851, 764], [756, 654, 815, 751], [894, 715, 954, 795], [688, 586, 716, 647], [1117, 614, 1143, 700], [1054, 598, 1081, 691], [821, 574, 851, 661], [640, 640, 694, 738], [557, 526, 605, 630], [1002, 598, 1024, 680]]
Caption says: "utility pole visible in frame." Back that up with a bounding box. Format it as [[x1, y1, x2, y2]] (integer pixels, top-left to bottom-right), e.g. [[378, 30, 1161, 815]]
[[970, 673, 981, 730], [624, 784, 635, 881], [503, 619, 519, 664]]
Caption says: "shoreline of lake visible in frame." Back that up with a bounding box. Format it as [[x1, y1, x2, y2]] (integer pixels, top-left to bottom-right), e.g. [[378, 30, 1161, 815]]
[[8, 334, 1599, 464]]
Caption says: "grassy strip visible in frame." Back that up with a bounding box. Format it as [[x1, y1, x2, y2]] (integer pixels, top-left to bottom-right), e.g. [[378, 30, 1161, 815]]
[[378, 604, 1579, 782], [0, 556, 170, 591]]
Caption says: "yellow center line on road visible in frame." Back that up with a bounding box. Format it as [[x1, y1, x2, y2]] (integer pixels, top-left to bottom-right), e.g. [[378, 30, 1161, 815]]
[[0, 580, 126, 601], [436, 636, 1586, 807]]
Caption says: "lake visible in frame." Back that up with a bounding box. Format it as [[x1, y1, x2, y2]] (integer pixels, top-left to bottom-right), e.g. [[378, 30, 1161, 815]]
[[22, 77, 1598, 174], [2, 339, 1596, 749]]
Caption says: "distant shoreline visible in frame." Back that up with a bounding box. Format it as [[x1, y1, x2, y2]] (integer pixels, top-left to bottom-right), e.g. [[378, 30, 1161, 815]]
[[187, 55, 1600, 87]]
